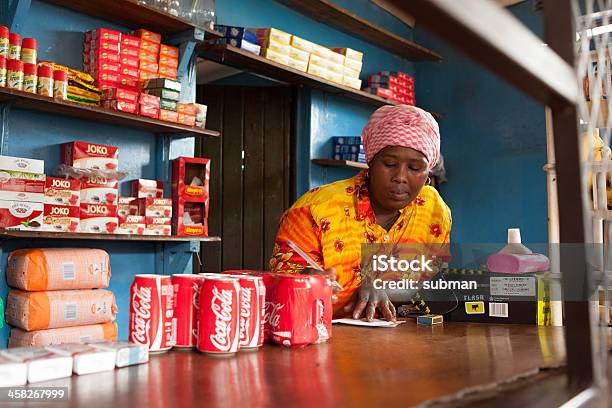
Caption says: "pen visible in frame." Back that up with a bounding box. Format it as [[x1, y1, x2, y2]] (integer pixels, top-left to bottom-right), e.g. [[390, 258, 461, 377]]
[[287, 240, 343, 292]]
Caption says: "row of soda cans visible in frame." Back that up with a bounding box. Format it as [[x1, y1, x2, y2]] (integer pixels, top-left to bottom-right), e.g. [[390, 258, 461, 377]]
[[128, 271, 334, 354]]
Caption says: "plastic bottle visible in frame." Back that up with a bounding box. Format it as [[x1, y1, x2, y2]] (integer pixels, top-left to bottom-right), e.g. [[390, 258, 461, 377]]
[[22, 63, 37, 93], [21, 38, 37, 65], [7, 59, 23, 90], [0, 56, 6, 87], [37, 64, 53, 97], [8, 33, 20, 60], [0, 26, 8, 58], [53, 69, 67, 100], [486, 228, 550, 274]]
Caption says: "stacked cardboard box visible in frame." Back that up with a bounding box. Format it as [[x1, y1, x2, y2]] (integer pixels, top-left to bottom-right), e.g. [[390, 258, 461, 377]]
[[172, 157, 210, 236], [142, 78, 181, 123], [132, 29, 161, 82], [209, 25, 261, 55], [365, 71, 415, 105], [101, 87, 139, 114], [330, 47, 363, 90], [0, 155, 45, 231], [43, 177, 80, 232]]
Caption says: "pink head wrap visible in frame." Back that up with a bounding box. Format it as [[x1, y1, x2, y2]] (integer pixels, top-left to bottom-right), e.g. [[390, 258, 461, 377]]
[[361, 105, 440, 169]]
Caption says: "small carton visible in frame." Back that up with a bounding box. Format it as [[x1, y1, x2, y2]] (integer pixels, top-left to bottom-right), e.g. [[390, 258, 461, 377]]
[[0, 355, 27, 386], [178, 113, 195, 127], [118, 75, 140, 90], [61, 141, 119, 171], [0, 200, 43, 230], [140, 39, 161, 54], [173, 201, 208, 236], [257, 37, 291, 55], [261, 47, 289, 65], [158, 64, 178, 79], [102, 87, 139, 103], [42, 204, 80, 232], [120, 65, 139, 80], [159, 44, 179, 58], [289, 46, 310, 62], [138, 197, 172, 217], [80, 176, 119, 205], [117, 196, 139, 217], [131, 179, 164, 198], [159, 109, 179, 123], [120, 46, 140, 58], [329, 47, 363, 62], [120, 34, 141, 49], [116, 214, 145, 235], [85, 28, 122, 43], [139, 69, 158, 81], [131, 29, 161, 44], [139, 104, 160, 119], [138, 49, 159, 63], [0, 170, 45, 202], [79, 203, 118, 234], [44, 177, 80, 206], [139, 60, 159, 73], [84, 39, 120, 54], [120, 55, 140, 68], [290, 35, 314, 53], [103, 99, 138, 114], [344, 57, 362, 74], [172, 157, 210, 203], [145, 87, 180, 101], [287, 57, 308, 72], [343, 76, 362, 90], [160, 98, 178, 111], [0, 155, 44, 174], [158, 55, 178, 68], [177, 103, 196, 116], [142, 78, 182, 92], [144, 217, 171, 236]]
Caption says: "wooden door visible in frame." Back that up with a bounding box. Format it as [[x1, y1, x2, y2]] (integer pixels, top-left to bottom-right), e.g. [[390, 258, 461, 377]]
[[195, 85, 293, 272]]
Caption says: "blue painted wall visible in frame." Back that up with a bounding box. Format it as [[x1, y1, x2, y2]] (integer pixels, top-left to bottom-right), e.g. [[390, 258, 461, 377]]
[[414, 2, 548, 245]]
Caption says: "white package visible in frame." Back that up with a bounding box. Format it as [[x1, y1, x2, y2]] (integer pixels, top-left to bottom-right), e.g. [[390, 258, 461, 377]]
[[0, 355, 28, 386], [90, 341, 149, 368], [46, 343, 116, 375], [0, 346, 72, 383]]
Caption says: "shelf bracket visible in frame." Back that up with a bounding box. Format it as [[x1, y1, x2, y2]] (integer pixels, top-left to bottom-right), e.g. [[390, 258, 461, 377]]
[[166, 28, 205, 79], [2, 0, 32, 33], [0, 101, 13, 155]]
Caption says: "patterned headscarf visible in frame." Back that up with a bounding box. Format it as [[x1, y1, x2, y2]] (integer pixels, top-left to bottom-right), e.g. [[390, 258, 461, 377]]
[[361, 105, 440, 169]]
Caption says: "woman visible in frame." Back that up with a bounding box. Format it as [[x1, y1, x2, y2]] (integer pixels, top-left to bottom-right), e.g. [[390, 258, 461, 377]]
[[269, 105, 451, 321]]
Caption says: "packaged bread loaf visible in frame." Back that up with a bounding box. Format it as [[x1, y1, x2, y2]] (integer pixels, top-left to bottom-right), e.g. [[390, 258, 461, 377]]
[[7, 248, 111, 291], [8, 322, 118, 347], [6, 289, 117, 331]]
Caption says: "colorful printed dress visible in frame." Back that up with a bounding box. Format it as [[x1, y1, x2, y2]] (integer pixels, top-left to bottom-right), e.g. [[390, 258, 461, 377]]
[[269, 170, 452, 313]]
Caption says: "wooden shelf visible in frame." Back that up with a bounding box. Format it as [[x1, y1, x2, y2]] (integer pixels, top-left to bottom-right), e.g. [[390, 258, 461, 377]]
[[0, 229, 221, 242], [275, 0, 442, 61], [312, 158, 368, 169], [0, 87, 220, 137], [41, 0, 223, 37], [199, 44, 442, 118]]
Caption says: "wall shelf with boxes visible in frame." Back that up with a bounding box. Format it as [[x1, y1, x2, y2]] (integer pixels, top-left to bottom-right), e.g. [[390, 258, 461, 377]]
[[198, 44, 442, 118], [0, 230, 221, 242], [0, 87, 220, 137], [275, 0, 442, 62]]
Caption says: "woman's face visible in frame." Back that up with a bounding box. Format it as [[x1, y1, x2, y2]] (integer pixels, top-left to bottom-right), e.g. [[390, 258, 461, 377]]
[[368, 146, 429, 211]]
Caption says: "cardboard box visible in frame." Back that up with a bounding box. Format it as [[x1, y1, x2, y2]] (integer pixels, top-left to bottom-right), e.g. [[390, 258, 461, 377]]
[[86, 63, 121, 75], [139, 61, 159, 73], [142, 78, 181, 92], [159, 109, 178, 123], [120, 46, 139, 58], [0, 200, 43, 230], [160, 98, 178, 111], [102, 88, 139, 103], [85, 28, 121, 43], [288, 46, 310, 63], [326, 60, 344, 75], [0, 355, 27, 386], [158, 64, 178, 79], [144, 216, 172, 236], [139, 69, 158, 81], [178, 113, 196, 127], [140, 39, 160, 54], [329, 47, 363, 62], [117, 196, 139, 217], [343, 66, 361, 79], [177, 103, 196, 116], [132, 29, 161, 44], [138, 197, 172, 217], [173, 201, 208, 236], [0, 155, 44, 174], [158, 55, 178, 68], [257, 38, 291, 55], [363, 87, 393, 99], [307, 63, 341, 83], [139, 104, 159, 119], [172, 157, 210, 203], [118, 75, 139, 90], [97, 81, 121, 91], [247, 28, 291, 44], [103, 99, 138, 114], [44, 177, 80, 206], [83, 49, 121, 64], [42, 204, 80, 232], [96, 72, 121, 84], [290, 35, 314, 53], [138, 49, 158, 63], [194, 103, 207, 122], [343, 76, 362, 90], [214, 25, 257, 42], [79, 204, 118, 234], [145, 87, 180, 101], [120, 65, 139, 80], [132, 179, 164, 198], [139, 93, 160, 106], [159, 44, 179, 58], [120, 34, 141, 49], [117, 214, 145, 235], [0, 170, 45, 202], [311, 44, 344, 65], [287, 57, 308, 72], [120, 55, 139, 68], [84, 39, 120, 54], [308, 53, 331, 70], [344, 58, 362, 74], [261, 47, 289, 65], [79, 176, 119, 205]]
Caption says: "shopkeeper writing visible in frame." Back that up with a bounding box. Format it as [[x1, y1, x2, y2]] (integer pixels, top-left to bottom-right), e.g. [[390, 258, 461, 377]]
[[269, 105, 451, 322]]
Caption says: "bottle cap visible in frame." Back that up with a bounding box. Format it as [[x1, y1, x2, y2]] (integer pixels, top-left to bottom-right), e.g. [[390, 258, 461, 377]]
[[0, 26, 8, 38], [9, 32, 20, 45], [23, 63, 36, 75], [7, 58, 23, 71], [22, 37, 37, 49], [0, 56, 6, 68], [507, 228, 521, 244], [37, 64, 52, 77], [53, 69, 67, 81]]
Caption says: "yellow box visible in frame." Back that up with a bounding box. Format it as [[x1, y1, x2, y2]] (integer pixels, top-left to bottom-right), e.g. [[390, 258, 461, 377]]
[[343, 66, 360, 79], [330, 47, 363, 62], [290, 35, 314, 53], [308, 53, 330, 70], [327, 60, 345, 75], [248, 28, 291, 44], [258, 37, 291, 55], [310, 44, 344, 65], [343, 76, 362, 90], [289, 46, 310, 62], [307, 62, 329, 79], [287, 57, 308, 72], [344, 58, 363, 74], [261, 47, 290, 65], [325, 68, 343, 84]]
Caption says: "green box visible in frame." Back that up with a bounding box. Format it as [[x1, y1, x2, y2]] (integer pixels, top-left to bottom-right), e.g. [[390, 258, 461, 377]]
[[146, 88, 180, 101], [160, 98, 178, 111]]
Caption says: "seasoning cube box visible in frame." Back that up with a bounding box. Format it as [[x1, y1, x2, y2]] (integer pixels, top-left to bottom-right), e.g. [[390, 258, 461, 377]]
[[172, 157, 210, 203], [138, 197, 172, 217], [117, 196, 139, 217], [79, 203, 118, 234], [173, 201, 208, 236], [61, 141, 119, 170]]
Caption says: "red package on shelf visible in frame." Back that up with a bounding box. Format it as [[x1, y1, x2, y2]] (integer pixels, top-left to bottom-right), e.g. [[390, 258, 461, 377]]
[[85, 28, 121, 43], [61, 141, 119, 170], [96, 72, 121, 84], [42, 204, 80, 232], [139, 93, 160, 106], [120, 55, 140, 68], [117, 214, 145, 235], [173, 201, 208, 236], [117, 196, 139, 217], [178, 113, 195, 127], [83, 49, 121, 64], [138, 49, 159, 63], [139, 61, 159, 73], [159, 109, 178, 123], [79, 203, 118, 234], [102, 87, 139, 103], [140, 39, 160, 54], [131, 179, 164, 198], [120, 46, 139, 58], [144, 216, 171, 236], [84, 39, 120, 54], [120, 65, 139, 80], [138, 197, 172, 217], [139, 104, 160, 119], [44, 177, 80, 206], [97, 80, 121, 91], [120, 34, 141, 49], [0, 201, 43, 230], [160, 44, 179, 58], [118, 75, 140, 90], [103, 99, 138, 114], [132, 29, 162, 44], [158, 55, 178, 69], [172, 156, 210, 204], [80, 176, 118, 205], [158, 64, 177, 79]]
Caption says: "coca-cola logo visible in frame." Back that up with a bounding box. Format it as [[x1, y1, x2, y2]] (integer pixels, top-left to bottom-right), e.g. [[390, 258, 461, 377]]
[[86, 204, 108, 215], [131, 283, 152, 345], [239, 287, 252, 341], [51, 178, 71, 188], [192, 281, 201, 310], [50, 206, 69, 216], [263, 302, 284, 329], [85, 144, 108, 155], [210, 287, 234, 351]]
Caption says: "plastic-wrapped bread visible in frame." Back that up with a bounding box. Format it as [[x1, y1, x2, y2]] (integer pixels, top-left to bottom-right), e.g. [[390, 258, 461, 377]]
[[0, 347, 73, 384], [90, 341, 149, 367], [7, 248, 111, 291], [6, 289, 117, 331], [8, 322, 118, 347], [0, 355, 28, 386], [45, 343, 116, 375]]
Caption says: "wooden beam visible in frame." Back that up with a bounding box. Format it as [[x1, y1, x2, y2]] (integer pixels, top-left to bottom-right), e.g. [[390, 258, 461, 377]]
[[372, 0, 416, 28]]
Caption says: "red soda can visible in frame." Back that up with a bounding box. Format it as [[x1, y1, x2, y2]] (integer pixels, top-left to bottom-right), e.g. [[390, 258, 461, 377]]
[[307, 274, 333, 343], [235, 276, 266, 349], [129, 274, 175, 352], [172, 274, 205, 348], [197, 276, 241, 355]]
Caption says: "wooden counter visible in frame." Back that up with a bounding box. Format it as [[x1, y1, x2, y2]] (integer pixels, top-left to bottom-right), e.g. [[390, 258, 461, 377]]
[[11, 322, 568, 407]]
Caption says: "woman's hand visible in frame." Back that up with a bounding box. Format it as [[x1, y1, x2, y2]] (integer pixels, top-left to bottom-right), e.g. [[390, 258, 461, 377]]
[[302, 267, 341, 303], [344, 281, 397, 322]]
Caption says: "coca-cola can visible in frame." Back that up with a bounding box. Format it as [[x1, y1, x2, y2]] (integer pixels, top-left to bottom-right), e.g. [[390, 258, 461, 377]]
[[230, 276, 266, 349], [129, 274, 175, 352], [308, 274, 333, 343], [172, 274, 205, 348], [197, 276, 241, 355]]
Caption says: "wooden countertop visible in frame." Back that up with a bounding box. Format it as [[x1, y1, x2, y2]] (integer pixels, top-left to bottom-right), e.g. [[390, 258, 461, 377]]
[[16, 321, 567, 408]]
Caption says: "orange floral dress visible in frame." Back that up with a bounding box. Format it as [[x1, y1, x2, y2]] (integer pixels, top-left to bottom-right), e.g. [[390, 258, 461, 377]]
[[269, 170, 452, 313]]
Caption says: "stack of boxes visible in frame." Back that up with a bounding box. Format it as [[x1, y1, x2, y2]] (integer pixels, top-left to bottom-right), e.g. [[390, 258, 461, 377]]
[[43, 177, 81, 232], [210, 25, 261, 55], [331, 137, 365, 163], [330, 47, 363, 90], [132, 179, 172, 236], [102, 87, 139, 115], [365, 71, 415, 105], [0, 155, 45, 231], [141, 78, 181, 123], [172, 157, 210, 236], [133, 29, 161, 82], [158, 44, 179, 80], [61, 141, 119, 234]]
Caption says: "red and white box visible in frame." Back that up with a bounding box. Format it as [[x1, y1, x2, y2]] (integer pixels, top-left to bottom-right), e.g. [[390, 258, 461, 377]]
[[83, 49, 120, 64], [129, 274, 175, 352], [0, 347, 72, 384], [172, 274, 206, 348], [102, 87, 139, 103], [103, 99, 138, 114], [97, 80, 121, 91], [138, 197, 172, 217], [0, 170, 45, 202], [120, 65, 139, 80], [61, 141, 119, 171], [96, 72, 121, 84], [178, 113, 195, 127], [85, 28, 121, 43], [117, 214, 145, 235], [132, 179, 164, 198], [0, 200, 43, 230], [158, 55, 178, 68], [139, 93, 160, 106], [138, 49, 158, 63], [86, 62, 121, 75], [139, 61, 159, 73], [120, 55, 140, 68], [144, 216, 171, 236], [118, 75, 139, 90], [79, 176, 118, 205], [140, 39, 160, 54], [117, 196, 139, 217], [139, 104, 159, 119], [44, 177, 80, 206], [177, 103, 197, 116], [84, 39, 120, 54], [0, 154, 44, 174], [42, 204, 79, 232], [197, 276, 241, 355], [173, 202, 208, 236], [132, 29, 162, 44], [121, 46, 140, 58], [172, 157, 210, 203], [158, 64, 178, 79], [120, 34, 141, 49], [79, 203, 118, 234]]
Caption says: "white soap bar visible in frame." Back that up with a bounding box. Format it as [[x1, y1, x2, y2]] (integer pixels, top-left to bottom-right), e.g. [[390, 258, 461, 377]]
[[46, 343, 116, 375], [0, 346, 72, 383], [90, 341, 149, 368], [0, 355, 28, 386]]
